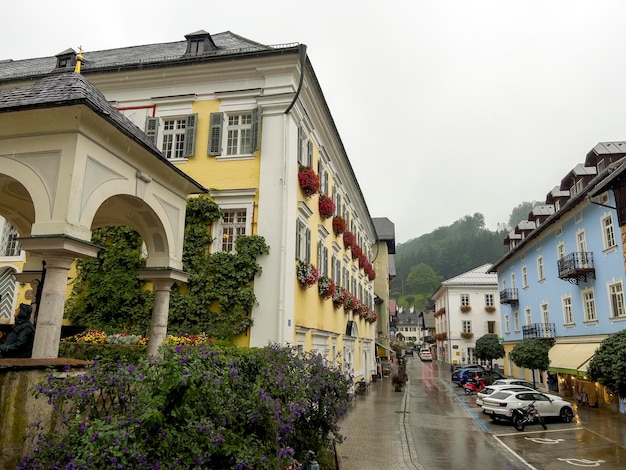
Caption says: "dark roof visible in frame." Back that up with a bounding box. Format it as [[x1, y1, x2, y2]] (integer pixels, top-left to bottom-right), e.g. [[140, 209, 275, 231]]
[[373, 217, 396, 254], [0, 72, 205, 192], [0, 31, 297, 83]]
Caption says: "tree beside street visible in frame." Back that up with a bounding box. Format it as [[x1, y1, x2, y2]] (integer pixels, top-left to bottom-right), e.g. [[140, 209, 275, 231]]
[[509, 338, 550, 388], [474, 334, 505, 370], [587, 329, 626, 397]]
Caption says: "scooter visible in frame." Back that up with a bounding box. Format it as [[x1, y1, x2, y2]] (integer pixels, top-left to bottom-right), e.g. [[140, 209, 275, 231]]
[[463, 377, 486, 395], [511, 402, 547, 431]]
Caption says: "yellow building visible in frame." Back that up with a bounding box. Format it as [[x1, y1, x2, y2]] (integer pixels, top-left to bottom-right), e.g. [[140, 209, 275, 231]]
[[0, 30, 392, 379]]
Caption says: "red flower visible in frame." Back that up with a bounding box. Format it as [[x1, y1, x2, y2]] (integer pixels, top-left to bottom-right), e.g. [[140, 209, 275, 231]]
[[359, 254, 368, 269], [351, 245, 363, 260], [318, 194, 335, 220], [332, 216, 347, 236], [298, 165, 320, 197], [343, 231, 356, 248]]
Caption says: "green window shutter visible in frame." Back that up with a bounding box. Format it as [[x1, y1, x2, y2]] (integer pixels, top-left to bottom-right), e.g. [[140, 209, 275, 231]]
[[208, 112, 223, 156], [251, 106, 261, 152], [183, 113, 198, 157], [297, 126, 304, 164], [306, 228, 311, 264], [145, 117, 159, 145]]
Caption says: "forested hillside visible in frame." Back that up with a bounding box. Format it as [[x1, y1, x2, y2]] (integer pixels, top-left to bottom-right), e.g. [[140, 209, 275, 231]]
[[391, 206, 536, 299]]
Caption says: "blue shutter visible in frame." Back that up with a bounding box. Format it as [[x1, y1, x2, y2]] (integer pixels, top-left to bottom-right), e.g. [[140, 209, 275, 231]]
[[208, 112, 223, 156], [251, 106, 261, 152], [183, 113, 197, 157], [145, 117, 159, 145]]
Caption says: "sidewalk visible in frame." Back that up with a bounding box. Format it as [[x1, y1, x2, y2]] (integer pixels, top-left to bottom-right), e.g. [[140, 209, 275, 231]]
[[335, 377, 420, 470]]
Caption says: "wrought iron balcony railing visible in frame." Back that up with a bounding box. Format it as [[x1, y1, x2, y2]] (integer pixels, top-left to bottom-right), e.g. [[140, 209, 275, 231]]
[[499, 288, 519, 305], [557, 252, 595, 285], [522, 322, 556, 340]]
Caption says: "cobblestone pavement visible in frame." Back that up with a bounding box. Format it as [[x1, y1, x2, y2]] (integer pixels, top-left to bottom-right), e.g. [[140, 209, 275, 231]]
[[336, 377, 420, 470]]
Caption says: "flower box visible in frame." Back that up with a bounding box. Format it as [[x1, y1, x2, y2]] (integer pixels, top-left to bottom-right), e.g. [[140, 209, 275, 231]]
[[297, 165, 320, 197], [318, 194, 335, 220], [317, 276, 336, 300], [296, 260, 319, 289], [460, 305, 471, 313], [332, 286, 347, 309], [351, 245, 363, 260], [343, 231, 356, 248], [460, 332, 474, 340], [485, 306, 496, 313], [332, 216, 346, 236]]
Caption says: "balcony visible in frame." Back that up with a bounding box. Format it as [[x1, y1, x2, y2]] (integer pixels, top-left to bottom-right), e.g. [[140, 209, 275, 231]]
[[499, 288, 518, 305], [522, 323, 556, 345], [558, 252, 595, 285]]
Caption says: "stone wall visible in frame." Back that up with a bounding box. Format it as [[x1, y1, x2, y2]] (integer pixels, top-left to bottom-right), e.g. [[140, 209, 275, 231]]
[[0, 359, 89, 468]]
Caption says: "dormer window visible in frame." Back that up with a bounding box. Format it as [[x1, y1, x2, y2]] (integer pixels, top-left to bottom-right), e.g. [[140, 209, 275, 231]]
[[184, 30, 218, 56], [55, 48, 76, 70]]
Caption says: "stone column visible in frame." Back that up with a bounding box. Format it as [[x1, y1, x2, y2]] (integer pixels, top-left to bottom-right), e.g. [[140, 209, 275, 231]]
[[31, 255, 75, 358], [147, 279, 175, 358]]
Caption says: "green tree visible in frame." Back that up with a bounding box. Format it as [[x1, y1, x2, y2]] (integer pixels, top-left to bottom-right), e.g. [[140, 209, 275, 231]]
[[474, 334, 505, 369], [587, 330, 626, 397], [406, 263, 442, 296], [509, 339, 550, 388], [507, 201, 541, 231]]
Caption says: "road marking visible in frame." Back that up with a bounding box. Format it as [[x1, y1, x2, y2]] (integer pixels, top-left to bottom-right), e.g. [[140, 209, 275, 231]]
[[556, 458, 605, 467], [524, 437, 564, 444], [492, 434, 538, 470]]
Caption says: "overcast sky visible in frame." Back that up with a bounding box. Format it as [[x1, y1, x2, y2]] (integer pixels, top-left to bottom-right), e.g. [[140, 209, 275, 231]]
[[3, 1, 626, 243]]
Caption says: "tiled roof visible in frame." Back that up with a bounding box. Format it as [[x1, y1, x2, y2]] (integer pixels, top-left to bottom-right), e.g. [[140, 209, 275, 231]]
[[441, 264, 496, 286], [0, 31, 293, 82], [0, 72, 205, 191]]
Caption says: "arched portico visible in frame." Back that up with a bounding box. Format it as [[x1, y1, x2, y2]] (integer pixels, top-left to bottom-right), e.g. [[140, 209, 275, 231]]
[[0, 72, 205, 358]]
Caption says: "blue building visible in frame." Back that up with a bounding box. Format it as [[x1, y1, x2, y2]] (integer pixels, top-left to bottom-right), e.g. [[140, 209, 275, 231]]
[[490, 142, 626, 412]]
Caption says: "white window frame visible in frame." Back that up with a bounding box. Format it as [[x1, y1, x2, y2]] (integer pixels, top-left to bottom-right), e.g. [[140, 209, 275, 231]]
[[582, 288, 597, 322], [537, 256, 545, 282], [208, 104, 261, 160], [504, 314, 510, 334], [525, 307, 532, 326], [460, 293, 470, 306], [317, 227, 329, 277], [514, 310, 520, 332], [485, 293, 494, 307], [462, 320, 472, 333], [577, 229, 587, 253], [209, 189, 256, 253], [540, 302, 550, 324], [562, 295, 574, 325], [0, 219, 21, 257], [557, 242, 565, 260], [601, 213, 617, 251], [522, 266, 528, 288], [608, 280, 626, 319]]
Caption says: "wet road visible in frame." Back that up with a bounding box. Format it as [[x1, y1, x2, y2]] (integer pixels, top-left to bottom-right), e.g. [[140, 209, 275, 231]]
[[406, 358, 626, 470]]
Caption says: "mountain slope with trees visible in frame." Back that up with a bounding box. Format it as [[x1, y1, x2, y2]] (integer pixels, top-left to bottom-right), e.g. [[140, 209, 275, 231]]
[[393, 203, 539, 299]]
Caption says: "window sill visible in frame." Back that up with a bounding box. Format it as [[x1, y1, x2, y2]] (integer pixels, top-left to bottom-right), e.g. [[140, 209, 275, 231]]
[[216, 154, 255, 162], [610, 316, 626, 322], [166, 157, 189, 163], [603, 246, 618, 255], [583, 320, 598, 326]]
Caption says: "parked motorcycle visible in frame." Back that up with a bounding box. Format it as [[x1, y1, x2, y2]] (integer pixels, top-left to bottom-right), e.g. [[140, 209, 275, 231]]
[[463, 377, 485, 395], [511, 402, 547, 431]]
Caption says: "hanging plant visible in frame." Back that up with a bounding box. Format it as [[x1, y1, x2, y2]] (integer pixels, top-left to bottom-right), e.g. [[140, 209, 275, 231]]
[[343, 292, 356, 311], [296, 260, 319, 289], [460, 305, 471, 313], [358, 254, 368, 269], [318, 194, 335, 220], [332, 216, 347, 236], [332, 286, 347, 309], [367, 268, 376, 281], [317, 276, 335, 300], [350, 245, 363, 260], [297, 165, 320, 197], [343, 231, 356, 249]]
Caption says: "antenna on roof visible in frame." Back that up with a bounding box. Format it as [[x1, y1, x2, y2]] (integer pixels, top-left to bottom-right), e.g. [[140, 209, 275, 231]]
[[74, 46, 84, 73]]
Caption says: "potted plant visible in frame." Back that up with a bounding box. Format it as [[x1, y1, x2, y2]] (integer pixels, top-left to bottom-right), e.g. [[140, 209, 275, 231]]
[[332, 286, 347, 309], [350, 245, 363, 260], [460, 305, 471, 313], [332, 216, 346, 236], [297, 164, 320, 197], [485, 306, 496, 313], [296, 260, 319, 289], [343, 292, 356, 311], [358, 254, 369, 269], [318, 194, 335, 220], [317, 276, 335, 300], [460, 332, 474, 340], [343, 231, 356, 249]]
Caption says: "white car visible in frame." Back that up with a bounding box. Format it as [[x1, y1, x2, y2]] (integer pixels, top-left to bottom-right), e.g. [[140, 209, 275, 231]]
[[418, 348, 433, 361], [482, 390, 574, 423], [491, 378, 536, 388], [476, 385, 534, 407]]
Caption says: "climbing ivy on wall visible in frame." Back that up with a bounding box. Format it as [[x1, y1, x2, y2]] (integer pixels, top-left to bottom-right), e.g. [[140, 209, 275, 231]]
[[65, 225, 153, 334], [64, 195, 269, 341]]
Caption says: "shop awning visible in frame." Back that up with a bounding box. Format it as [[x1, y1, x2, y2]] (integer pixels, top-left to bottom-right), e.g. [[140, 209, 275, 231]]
[[375, 341, 394, 353], [548, 342, 600, 375]]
